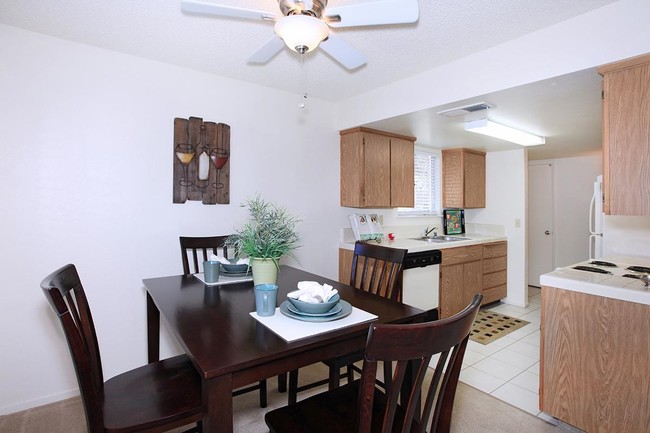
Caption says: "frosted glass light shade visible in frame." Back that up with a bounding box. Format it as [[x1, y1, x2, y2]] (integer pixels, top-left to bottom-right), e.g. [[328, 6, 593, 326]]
[[274, 15, 329, 53], [464, 118, 545, 146]]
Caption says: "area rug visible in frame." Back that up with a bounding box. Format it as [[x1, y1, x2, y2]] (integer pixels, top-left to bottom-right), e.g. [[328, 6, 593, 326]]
[[470, 310, 530, 345]]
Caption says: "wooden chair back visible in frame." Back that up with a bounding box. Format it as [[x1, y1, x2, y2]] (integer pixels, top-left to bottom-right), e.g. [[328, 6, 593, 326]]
[[41, 264, 106, 432], [350, 241, 407, 302], [180, 235, 230, 275], [358, 294, 482, 433]]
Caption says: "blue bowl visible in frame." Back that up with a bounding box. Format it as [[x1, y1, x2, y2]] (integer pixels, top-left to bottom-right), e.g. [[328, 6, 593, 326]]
[[288, 293, 340, 314], [221, 263, 250, 273]]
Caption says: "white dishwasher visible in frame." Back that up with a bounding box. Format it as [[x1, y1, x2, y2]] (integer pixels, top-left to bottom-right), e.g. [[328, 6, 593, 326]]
[[402, 250, 442, 311]]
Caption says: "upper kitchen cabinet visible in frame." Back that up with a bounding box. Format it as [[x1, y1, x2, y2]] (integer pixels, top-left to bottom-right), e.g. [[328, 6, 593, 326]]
[[598, 53, 650, 216], [340, 127, 415, 208], [442, 148, 486, 209]]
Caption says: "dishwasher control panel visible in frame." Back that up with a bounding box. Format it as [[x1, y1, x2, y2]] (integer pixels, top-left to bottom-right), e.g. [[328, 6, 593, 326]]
[[403, 250, 442, 269]]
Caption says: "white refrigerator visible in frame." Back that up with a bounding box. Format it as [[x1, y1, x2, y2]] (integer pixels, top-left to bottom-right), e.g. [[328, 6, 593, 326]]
[[588, 175, 603, 260]]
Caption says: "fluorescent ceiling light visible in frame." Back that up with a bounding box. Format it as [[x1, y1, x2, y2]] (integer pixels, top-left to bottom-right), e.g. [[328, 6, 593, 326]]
[[274, 15, 329, 54], [464, 118, 545, 146]]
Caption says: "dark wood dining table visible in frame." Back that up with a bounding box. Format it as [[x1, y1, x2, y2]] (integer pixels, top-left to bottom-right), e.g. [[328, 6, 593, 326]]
[[143, 265, 427, 433]]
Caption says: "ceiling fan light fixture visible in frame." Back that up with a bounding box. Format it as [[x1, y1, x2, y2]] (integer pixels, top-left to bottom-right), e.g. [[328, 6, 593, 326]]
[[464, 118, 546, 146], [274, 15, 329, 53]]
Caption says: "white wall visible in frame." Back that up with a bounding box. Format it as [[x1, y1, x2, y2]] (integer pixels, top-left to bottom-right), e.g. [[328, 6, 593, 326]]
[[0, 24, 343, 414], [552, 155, 603, 267], [465, 150, 528, 307], [603, 217, 650, 258]]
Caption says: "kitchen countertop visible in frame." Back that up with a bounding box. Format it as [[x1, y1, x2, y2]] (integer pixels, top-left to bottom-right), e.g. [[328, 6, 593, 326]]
[[540, 255, 650, 306], [339, 233, 507, 253]]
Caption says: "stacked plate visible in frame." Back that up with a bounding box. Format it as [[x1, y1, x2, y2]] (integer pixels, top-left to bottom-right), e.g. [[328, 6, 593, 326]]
[[220, 263, 251, 276], [280, 294, 352, 322]]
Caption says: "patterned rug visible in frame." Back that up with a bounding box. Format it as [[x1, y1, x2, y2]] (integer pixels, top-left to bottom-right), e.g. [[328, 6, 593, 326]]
[[470, 310, 530, 345]]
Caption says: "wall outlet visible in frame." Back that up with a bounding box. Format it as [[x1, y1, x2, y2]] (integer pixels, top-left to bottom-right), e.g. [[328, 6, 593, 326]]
[[515, 218, 521, 228]]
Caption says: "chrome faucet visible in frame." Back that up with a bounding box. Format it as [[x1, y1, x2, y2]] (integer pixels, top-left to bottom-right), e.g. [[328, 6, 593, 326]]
[[424, 226, 438, 238]]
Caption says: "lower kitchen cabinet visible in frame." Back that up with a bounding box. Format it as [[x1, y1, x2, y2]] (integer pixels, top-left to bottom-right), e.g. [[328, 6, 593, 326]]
[[338, 248, 354, 284], [439, 245, 482, 319], [541, 286, 650, 433], [339, 240, 507, 319], [481, 241, 508, 304]]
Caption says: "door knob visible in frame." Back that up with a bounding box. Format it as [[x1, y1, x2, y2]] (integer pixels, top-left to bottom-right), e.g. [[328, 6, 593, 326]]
[[545, 230, 551, 235]]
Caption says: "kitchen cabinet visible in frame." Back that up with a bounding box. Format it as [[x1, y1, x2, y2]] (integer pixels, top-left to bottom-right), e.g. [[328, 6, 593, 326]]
[[338, 248, 354, 285], [439, 245, 482, 319], [481, 241, 507, 304], [541, 286, 650, 433], [441, 148, 486, 209], [598, 53, 650, 216], [340, 127, 415, 208]]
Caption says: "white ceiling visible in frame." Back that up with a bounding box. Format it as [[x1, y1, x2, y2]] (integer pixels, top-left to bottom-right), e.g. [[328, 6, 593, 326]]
[[1, 0, 617, 159]]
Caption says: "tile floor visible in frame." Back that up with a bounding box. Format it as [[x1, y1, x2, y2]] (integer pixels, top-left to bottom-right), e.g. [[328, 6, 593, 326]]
[[458, 287, 557, 423]]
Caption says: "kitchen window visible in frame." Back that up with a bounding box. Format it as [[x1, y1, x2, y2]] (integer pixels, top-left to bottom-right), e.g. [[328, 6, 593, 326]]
[[398, 148, 441, 216]]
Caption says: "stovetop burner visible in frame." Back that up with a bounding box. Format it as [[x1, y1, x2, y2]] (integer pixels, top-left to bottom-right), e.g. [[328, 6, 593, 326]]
[[589, 260, 618, 267], [627, 266, 650, 273], [572, 265, 612, 274]]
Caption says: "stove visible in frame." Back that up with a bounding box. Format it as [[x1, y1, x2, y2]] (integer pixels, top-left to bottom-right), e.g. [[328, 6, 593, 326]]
[[541, 255, 650, 305], [570, 260, 650, 279]]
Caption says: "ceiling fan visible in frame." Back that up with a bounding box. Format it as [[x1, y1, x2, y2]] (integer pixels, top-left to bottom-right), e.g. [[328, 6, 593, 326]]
[[180, 0, 419, 70]]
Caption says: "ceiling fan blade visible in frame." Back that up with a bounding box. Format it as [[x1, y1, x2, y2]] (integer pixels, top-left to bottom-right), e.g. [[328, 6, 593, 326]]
[[248, 35, 286, 64], [325, 0, 418, 28], [181, 0, 277, 21], [319, 34, 366, 70]]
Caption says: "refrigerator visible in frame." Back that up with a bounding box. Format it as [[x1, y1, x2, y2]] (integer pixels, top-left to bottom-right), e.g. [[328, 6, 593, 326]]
[[588, 175, 603, 260]]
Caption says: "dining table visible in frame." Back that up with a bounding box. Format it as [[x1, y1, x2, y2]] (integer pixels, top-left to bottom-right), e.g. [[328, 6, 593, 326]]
[[143, 265, 427, 433]]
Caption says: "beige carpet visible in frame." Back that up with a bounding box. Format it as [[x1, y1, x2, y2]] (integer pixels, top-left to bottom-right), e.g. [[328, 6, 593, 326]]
[[0, 363, 566, 433]]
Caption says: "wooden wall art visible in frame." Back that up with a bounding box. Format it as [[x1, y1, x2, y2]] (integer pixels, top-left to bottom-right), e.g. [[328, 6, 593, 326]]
[[173, 117, 230, 205]]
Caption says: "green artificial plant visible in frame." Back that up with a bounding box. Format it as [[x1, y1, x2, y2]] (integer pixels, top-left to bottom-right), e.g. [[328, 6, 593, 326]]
[[226, 195, 301, 267]]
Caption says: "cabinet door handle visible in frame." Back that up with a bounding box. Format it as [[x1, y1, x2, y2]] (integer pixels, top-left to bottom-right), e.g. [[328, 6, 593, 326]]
[[545, 230, 551, 235]]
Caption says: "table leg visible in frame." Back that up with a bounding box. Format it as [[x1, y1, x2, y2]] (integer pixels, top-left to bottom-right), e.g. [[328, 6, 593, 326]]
[[203, 375, 233, 433], [146, 292, 160, 363]]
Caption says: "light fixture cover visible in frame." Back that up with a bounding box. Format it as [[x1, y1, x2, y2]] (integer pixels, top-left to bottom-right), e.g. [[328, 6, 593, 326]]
[[464, 118, 545, 146], [274, 15, 329, 53]]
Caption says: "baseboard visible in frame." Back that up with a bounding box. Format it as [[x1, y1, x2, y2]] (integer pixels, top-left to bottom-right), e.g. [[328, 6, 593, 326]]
[[0, 388, 79, 416]]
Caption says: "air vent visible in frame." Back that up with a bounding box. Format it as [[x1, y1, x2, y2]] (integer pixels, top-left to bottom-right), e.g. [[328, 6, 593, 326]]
[[437, 102, 495, 117]]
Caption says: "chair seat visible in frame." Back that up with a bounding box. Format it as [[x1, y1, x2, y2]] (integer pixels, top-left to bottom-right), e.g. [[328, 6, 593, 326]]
[[103, 355, 202, 433], [266, 381, 419, 433]]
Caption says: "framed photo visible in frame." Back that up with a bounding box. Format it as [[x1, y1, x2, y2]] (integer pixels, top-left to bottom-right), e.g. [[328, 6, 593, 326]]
[[443, 209, 465, 235]]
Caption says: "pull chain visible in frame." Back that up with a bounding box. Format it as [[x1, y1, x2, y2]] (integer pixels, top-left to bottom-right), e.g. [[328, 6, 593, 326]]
[[298, 52, 308, 109]]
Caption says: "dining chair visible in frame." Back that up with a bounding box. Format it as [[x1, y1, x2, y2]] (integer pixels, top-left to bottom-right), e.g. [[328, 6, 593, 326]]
[[180, 235, 230, 275], [266, 294, 483, 433], [179, 235, 286, 406], [41, 264, 203, 433], [287, 241, 407, 404]]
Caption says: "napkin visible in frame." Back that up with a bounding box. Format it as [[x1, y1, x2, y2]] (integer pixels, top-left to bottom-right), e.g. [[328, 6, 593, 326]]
[[209, 254, 250, 265], [287, 281, 338, 303]]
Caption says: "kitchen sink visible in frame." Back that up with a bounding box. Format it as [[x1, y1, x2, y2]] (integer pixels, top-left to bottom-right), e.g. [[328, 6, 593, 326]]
[[412, 236, 471, 243]]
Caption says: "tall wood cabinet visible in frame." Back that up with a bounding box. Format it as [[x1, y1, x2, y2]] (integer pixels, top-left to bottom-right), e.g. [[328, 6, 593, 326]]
[[598, 53, 650, 216], [340, 127, 415, 208], [441, 148, 486, 209]]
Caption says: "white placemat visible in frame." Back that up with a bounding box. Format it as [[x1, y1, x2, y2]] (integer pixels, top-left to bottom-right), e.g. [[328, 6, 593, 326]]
[[250, 306, 378, 342], [193, 272, 253, 286]]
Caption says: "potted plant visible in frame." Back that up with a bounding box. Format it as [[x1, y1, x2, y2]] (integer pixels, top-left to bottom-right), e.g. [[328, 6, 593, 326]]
[[226, 194, 301, 285]]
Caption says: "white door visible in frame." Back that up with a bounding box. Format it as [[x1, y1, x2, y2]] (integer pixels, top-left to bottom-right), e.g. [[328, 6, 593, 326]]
[[528, 162, 554, 287]]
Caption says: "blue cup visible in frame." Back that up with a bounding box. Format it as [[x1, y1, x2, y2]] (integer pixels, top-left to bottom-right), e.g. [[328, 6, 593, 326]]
[[203, 260, 221, 283], [255, 284, 278, 317]]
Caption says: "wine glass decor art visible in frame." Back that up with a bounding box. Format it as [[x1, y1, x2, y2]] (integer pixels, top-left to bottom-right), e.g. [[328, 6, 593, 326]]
[[173, 116, 230, 205]]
